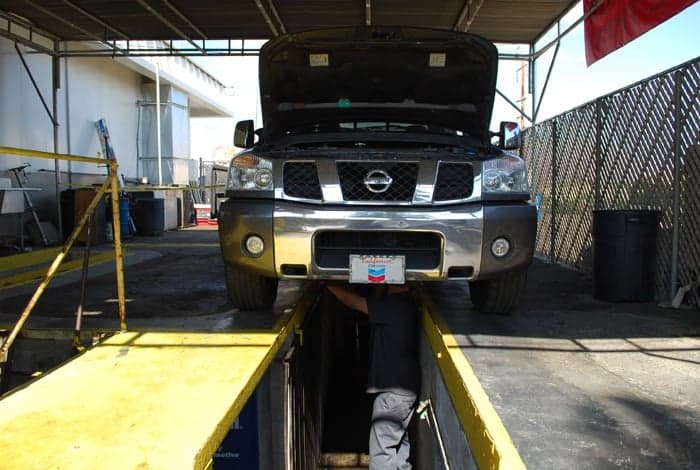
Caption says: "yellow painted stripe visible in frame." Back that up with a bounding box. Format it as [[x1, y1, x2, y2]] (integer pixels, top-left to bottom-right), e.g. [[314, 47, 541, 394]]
[[417, 288, 526, 470], [0, 247, 62, 272], [0, 251, 115, 289], [0, 284, 319, 470]]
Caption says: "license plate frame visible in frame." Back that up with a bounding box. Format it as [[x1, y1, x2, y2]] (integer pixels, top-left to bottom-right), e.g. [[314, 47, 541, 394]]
[[348, 254, 406, 284]]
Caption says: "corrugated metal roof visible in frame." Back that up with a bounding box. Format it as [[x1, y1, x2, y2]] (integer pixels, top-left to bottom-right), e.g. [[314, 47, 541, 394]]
[[0, 0, 579, 46]]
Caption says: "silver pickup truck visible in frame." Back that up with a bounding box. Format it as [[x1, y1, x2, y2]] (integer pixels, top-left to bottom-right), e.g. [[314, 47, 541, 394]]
[[219, 26, 536, 313]]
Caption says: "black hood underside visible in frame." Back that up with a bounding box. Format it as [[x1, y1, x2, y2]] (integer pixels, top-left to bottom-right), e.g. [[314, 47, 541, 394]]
[[259, 26, 498, 144]]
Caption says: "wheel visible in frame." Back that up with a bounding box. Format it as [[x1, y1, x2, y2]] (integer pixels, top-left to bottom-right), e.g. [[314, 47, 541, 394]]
[[224, 264, 279, 310], [469, 269, 527, 314]]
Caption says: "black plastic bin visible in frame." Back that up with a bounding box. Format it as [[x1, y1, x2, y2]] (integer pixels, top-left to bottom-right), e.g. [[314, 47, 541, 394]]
[[131, 198, 165, 236], [592, 209, 660, 302]]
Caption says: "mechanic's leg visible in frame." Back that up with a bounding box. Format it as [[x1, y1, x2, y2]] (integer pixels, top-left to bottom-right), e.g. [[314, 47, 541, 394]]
[[369, 392, 417, 470], [395, 394, 416, 470]]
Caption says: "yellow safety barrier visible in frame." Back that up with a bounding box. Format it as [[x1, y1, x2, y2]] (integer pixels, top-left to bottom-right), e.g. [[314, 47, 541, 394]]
[[0, 146, 127, 363], [64, 184, 225, 192], [417, 288, 526, 470]]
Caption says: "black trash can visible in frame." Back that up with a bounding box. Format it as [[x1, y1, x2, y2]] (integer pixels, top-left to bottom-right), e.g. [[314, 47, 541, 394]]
[[592, 209, 660, 302], [131, 198, 165, 236]]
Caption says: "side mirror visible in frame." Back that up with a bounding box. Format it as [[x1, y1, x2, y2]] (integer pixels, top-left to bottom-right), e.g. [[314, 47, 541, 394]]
[[234, 120, 255, 148], [498, 121, 522, 150]]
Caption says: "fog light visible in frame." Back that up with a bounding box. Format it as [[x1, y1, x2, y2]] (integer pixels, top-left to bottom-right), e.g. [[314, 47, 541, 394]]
[[245, 235, 265, 256], [254, 169, 272, 188], [491, 237, 510, 258]]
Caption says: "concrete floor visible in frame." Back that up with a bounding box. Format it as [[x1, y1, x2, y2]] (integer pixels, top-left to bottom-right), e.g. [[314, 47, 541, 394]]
[[0, 227, 302, 333], [2, 227, 698, 469], [425, 263, 699, 470]]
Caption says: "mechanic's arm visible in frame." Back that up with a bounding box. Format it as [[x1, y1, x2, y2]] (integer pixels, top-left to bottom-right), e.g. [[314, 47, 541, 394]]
[[327, 286, 368, 315]]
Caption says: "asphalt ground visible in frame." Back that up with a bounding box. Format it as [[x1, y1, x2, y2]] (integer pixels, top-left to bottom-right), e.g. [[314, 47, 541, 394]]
[[1, 227, 698, 469]]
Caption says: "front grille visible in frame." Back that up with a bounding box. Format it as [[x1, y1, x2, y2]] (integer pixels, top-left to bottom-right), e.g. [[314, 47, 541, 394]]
[[314, 231, 441, 269], [337, 162, 418, 201], [283, 162, 322, 199], [434, 163, 474, 201]]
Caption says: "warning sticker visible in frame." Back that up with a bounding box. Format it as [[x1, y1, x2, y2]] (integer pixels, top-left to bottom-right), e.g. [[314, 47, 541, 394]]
[[429, 52, 446, 67], [309, 53, 329, 67]]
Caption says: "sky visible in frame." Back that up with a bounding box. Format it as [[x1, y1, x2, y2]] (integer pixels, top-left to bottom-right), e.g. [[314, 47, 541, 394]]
[[190, 1, 700, 161]]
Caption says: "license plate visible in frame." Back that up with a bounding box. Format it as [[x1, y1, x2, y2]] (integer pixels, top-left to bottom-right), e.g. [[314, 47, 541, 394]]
[[349, 255, 405, 284]]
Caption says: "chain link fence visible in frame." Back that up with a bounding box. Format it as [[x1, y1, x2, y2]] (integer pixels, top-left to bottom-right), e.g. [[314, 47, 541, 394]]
[[522, 57, 700, 307]]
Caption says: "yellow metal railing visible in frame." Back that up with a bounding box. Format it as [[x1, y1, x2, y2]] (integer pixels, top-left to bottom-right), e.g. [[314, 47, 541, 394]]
[[417, 288, 526, 470], [0, 146, 127, 362]]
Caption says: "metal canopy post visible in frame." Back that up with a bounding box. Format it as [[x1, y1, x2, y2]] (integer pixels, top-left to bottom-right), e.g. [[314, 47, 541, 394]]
[[53, 41, 63, 240], [669, 69, 684, 301], [529, 43, 536, 124]]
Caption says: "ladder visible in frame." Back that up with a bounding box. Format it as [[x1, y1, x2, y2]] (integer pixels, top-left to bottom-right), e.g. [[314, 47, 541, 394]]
[[8, 163, 49, 247], [94, 118, 135, 234]]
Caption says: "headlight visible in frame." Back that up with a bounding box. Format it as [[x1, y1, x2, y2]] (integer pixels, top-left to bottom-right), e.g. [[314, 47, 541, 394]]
[[227, 153, 273, 191], [482, 155, 529, 194]]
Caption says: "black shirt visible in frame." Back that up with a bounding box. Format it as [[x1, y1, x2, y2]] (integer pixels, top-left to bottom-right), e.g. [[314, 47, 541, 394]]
[[366, 291, 421, 395]]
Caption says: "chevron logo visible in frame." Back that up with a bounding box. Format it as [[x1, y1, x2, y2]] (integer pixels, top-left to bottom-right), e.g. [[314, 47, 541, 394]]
[[367, 264, 386, 283]]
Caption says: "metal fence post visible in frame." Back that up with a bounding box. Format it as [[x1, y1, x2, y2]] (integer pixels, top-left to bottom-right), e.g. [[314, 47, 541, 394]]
[[594, 98, 603, 210], [669, 69, 684, 301], [551, 120, 558, 263]]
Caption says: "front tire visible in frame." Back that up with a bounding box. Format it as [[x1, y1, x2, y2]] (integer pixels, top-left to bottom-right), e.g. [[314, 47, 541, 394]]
[[469, 269, 527, 314], [224, 264, 278, 310]]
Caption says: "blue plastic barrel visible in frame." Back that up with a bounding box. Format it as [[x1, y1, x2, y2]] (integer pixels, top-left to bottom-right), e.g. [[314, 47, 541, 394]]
[[119, 199, 131, 236]]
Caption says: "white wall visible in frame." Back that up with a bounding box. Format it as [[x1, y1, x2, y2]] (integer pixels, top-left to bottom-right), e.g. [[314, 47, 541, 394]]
[[0, 38, 143, 235], [0, 38, 142, 177], [64, 56, 142, 177]]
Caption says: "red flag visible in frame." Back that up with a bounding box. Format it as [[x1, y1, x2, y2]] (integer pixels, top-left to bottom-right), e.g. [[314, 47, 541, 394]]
[[584, 0, 698, 65]]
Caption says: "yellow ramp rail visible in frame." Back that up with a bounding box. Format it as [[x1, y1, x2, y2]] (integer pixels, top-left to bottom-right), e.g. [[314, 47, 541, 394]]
[[0, 286, 316, 469]]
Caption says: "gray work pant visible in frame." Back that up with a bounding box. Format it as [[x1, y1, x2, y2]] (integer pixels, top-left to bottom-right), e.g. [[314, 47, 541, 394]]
[[369, 391, 417, 470]]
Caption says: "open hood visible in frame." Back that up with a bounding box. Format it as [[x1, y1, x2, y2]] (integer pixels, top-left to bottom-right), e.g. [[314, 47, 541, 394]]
[[259, 26, 498, 144]]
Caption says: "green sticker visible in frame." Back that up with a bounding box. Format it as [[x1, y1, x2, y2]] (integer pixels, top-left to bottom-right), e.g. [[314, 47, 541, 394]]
[[338, 98, 351, 108]]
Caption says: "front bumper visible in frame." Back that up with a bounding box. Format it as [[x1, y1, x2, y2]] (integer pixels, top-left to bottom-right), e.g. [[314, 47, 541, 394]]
[[219, 199, 536, 281]]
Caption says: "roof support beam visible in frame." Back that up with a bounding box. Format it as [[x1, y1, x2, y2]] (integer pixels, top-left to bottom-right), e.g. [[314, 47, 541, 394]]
[[496, 88, 533, 124], [534, 39, 560, 121], [161, 0, 208, 39], [14, 42, 58, 126], [254, 0, 279, 36], [134, 0, 205, 53], [60, 0, 129, 41], [21, 0, 125, 54], [267, 0, 286, 34], [365, 0, 372, 26], [0, 12, 58, 55], [453, 0, 484, 32], [534, 0, 606, 59]]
